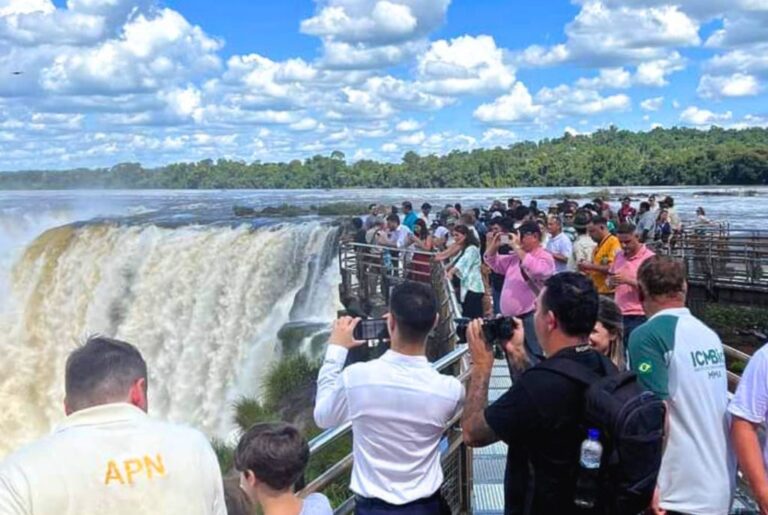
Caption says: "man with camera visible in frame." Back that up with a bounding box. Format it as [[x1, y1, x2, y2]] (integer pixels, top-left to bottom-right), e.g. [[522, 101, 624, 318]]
[[314, 282, 464, 515], [462, 272, 610, 515], [484, 221, 555, 364]]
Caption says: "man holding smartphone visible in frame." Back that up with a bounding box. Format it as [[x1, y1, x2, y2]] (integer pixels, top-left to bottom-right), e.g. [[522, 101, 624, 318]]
[[314, 282, 464, 515]]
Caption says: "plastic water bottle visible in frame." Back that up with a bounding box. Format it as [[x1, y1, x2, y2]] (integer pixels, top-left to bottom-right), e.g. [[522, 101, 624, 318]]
[[574, 428, 602, 509]]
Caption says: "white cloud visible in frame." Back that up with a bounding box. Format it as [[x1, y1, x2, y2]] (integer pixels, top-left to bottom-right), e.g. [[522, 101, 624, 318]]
[[289, 117, 320, 131], [473, 82, 541, 123], [640, 97, 664, 111], [575, 68, 631, 89], [481, 128, 517, 144], [37, 9, 222, 95], [535, 85, 631, 116], [679, 106, 733, 126], [381, 142, 398, 152], [516, 2, 700, 68], [397, 130, 426, 145], [633, 53, 685, 86], [564, 126, 580, 136], [417, 35, 516, 95], [705, 43, 768, 78], [396, 119, 421, 131], [698, 73, 760, 98], [301, 0, 450, 69]]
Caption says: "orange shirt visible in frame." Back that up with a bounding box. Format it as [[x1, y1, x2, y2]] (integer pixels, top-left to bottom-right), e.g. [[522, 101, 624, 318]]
[[591, 234, 621, 294]]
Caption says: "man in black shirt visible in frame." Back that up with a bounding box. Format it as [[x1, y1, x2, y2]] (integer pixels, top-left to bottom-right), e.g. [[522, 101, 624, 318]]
[[462, 272, 609, 515]]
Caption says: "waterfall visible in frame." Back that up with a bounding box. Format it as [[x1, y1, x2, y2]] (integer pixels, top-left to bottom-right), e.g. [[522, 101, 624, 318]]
[[0, 221, 341, 456]]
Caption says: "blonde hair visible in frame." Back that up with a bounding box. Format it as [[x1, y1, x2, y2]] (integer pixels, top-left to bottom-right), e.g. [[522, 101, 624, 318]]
[[597, 296, 625, 369]]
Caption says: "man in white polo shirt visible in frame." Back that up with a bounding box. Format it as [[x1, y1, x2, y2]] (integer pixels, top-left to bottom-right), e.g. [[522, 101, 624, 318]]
[[628, 256, 735, 515], [0, 336, 226, 515], [314, 281, 464, 514], [729, 342, 768, 514]]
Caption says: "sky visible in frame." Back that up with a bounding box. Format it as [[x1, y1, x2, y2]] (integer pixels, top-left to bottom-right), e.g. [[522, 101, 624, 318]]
[[0, 0, 767, 170]]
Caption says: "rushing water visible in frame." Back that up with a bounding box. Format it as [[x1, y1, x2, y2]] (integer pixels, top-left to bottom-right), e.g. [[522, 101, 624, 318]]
[[0, 186, 765, 456]]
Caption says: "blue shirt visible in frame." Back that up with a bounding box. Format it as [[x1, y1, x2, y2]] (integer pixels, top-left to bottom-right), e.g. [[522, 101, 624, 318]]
[[403, 212, 418, 231]]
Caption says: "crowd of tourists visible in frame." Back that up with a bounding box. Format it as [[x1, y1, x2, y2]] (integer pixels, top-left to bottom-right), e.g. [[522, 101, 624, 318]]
[[0, 194, 755, 515]]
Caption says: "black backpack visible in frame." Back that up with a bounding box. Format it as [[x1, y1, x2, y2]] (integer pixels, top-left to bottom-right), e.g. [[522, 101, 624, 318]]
[[540, 357, 666, 515]]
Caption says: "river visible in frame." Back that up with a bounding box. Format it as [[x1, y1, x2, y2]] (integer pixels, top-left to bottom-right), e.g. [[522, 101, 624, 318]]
[[0, 186, 765, 456]]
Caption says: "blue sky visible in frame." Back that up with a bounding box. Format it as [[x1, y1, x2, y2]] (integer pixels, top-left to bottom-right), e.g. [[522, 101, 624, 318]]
[[1, 0, 767, 170]]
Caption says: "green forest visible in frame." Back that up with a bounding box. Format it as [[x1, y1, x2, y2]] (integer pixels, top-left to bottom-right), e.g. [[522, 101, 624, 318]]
[[2, 126, 768, 189]]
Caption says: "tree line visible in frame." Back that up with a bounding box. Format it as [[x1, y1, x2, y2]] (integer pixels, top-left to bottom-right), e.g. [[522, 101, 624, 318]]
[[2, 126, 767, 190]]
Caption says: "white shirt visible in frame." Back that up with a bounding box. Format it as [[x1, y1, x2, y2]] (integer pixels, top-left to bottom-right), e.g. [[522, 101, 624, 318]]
[[386, 226, 413, 249], [314, 346, 464, 505], [729, 343, 768, 471], [546, 232, 573, 274], [0, 403, 226, 515]]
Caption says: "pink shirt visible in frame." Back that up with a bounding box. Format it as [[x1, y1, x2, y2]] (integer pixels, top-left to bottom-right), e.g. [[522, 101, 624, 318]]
[[610, 245, 655, 316], [485, 247, 555, 316]]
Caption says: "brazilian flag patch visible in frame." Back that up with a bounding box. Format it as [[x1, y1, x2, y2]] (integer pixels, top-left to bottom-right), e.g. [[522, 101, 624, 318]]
[[638, 361, 653, 374]]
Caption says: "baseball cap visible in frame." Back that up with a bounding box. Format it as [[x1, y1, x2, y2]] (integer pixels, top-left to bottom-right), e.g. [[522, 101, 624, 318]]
[[518, 221, 541, 236]]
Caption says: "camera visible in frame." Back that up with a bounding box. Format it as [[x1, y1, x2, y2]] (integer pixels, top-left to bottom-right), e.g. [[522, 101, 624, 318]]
[[456, 316, 516, 345]]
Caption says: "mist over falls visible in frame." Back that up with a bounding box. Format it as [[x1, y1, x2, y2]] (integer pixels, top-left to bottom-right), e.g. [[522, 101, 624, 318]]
[[0, 221, 341, 456]]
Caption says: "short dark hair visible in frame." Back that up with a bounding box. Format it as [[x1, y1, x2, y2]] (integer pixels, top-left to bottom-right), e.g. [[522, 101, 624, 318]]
[[368, 203, 377, 210], [513, 206, 529, 221], [402, 201, 412, 210], [234, 422, 309, 492], [590, 215, 608, 227], [638, 256, 686, 298], [390, 282, 437, 342], [616, 222, 636, 235], [421, 202, 432, 210], [639, 201, 650, 211], [518, 220, 541, 236], [540, 272, 599, 337], [352, 218, 363, 229], [386, 213, 400, 224], [65, 336, 147, 412]]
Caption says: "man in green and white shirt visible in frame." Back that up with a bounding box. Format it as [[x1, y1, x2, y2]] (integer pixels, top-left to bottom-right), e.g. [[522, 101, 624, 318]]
[[628, 256, 735, 515]]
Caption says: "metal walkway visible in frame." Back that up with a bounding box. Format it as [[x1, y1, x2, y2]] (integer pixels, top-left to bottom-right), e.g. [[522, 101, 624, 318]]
[[471, 359, 510, 515]]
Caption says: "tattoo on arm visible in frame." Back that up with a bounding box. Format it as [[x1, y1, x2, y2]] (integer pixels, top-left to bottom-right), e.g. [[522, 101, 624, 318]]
[[461, 368, 498, 447]]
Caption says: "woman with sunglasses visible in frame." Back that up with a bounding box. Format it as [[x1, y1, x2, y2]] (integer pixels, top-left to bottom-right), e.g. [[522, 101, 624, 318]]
[[446, 224, 484, 318]]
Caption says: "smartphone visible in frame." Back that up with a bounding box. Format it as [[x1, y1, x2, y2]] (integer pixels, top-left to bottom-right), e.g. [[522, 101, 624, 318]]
[[353, 318, 390, 341], [500, 234, 510, 245]]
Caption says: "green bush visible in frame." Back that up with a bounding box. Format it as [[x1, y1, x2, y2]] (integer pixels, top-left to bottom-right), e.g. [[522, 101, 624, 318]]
[[316, 202, 368, 216], [234, 397, 277, 432], [700, 304, 768, 330], [263, 354, 321, 412], [211, 438, 236, 474]]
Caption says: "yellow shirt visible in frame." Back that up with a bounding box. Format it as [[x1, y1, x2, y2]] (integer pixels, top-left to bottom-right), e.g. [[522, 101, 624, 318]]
[[591, 234, 621, 294]]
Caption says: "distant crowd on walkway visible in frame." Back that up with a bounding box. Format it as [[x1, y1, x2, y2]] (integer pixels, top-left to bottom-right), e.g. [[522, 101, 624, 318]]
[[0, 194, 756, 515]]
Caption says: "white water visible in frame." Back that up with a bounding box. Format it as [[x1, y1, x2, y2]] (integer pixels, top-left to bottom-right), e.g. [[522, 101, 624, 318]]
[[0, 221, 340, 456]]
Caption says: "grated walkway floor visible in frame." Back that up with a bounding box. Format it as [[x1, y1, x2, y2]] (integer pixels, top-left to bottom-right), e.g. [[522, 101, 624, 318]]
[[471, 359, 509, 515]]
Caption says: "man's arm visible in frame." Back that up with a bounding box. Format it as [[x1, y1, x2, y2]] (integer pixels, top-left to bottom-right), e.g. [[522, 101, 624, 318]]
[[461, 320, 499, 447], [732, 418, 768, 513], [313, 317, 362, 429], [729, 348, 768, 513]]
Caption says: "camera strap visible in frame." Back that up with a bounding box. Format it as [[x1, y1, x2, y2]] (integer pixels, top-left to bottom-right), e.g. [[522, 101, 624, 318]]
[[519, 262, 541, 296]]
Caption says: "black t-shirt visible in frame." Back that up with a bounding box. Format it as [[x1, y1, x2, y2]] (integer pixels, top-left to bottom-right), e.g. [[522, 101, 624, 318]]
[[484, 346, 611, 515]]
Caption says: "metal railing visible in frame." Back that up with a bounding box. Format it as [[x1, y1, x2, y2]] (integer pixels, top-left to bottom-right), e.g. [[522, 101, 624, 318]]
[[669, 232, 768, 291], [299, 241, 470, 513]]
